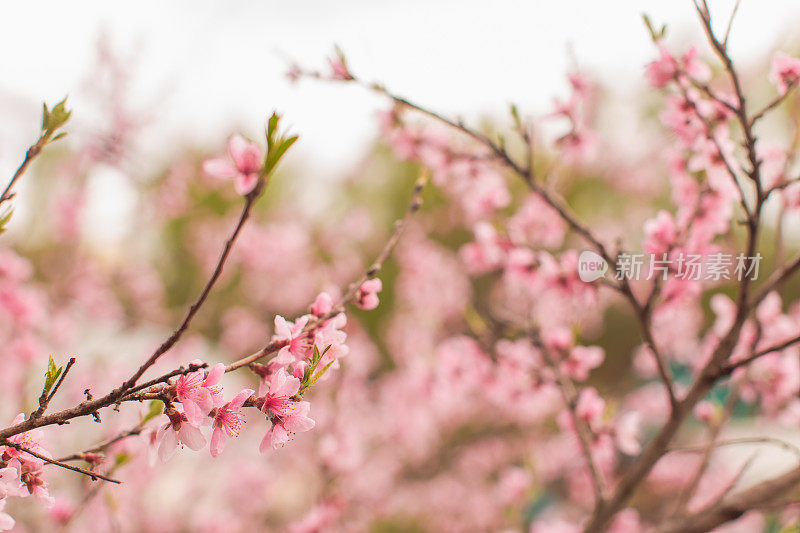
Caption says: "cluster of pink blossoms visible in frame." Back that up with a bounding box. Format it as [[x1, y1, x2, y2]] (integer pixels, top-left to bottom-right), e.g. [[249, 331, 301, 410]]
[[153, 288, 361, 462]]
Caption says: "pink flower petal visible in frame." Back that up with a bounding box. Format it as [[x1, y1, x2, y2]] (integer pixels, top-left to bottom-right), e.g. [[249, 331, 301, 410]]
[[210, 427, 225, 457], [202, 158, 237, 180]]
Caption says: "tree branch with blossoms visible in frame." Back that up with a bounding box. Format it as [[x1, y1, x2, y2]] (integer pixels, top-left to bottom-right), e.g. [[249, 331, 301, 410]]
[[278, 5, 800, 530]]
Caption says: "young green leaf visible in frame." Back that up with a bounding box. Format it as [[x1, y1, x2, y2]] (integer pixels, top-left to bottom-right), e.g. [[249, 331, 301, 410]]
[[510, 104, 522, 130], [263, 112, 299, 179], [302, 360, 335, 393], [0, 209, 13, 235], [41, 97, 71, 138], [43, 355, 64, 395]]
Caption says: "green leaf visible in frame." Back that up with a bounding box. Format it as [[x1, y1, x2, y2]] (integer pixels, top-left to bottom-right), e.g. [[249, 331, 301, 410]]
[[41, 103, 50, 131], [642, 14, 666, 42], [51, 132, 68, 142], [43, 355, 63, 395], [0, 209, 13, 235], [304, 360, 335, 391], [114, 452, 131, 467], [41, 97, 71, 137], [142, 400, 164, 424], [302, 345, 322, 384], [510, 104, 521, 130], [262, 112, 298, 179]]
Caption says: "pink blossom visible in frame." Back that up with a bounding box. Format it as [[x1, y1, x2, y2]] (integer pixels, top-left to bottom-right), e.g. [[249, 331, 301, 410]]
[[693, 400, 716, 423], [614, 412, 642, 455], [0, 467, 19, 498], [575, 387, 606, 431], [210, 389, 254, 457], [769, 51, 800, 95], [355, 278, 382, 310], [309, 292, 334, 317], [172, 362, 224, 425], [259, 369, 301, 410], [459, 222, 508, 275], [508, 195, 567, 249], [327, 54, 353, 81], [645, 45, 678, 88], [643, 211, 677, 255], [646, 46, 709, 88], [202, 134, 263, 195], [155, 410, 206, 462], [681, 47, 712, 82], [272, 315, 311, 366], [562, 345, 604, 382], [258, 370, 315, 451], [261, 400, 315, 451]]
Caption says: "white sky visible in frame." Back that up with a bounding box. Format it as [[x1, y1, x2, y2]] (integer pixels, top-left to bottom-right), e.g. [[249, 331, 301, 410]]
[[1, 0, 800, 180]]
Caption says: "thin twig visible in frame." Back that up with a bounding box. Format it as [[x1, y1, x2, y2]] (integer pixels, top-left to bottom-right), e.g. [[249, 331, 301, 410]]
[[1, 440, 121, 484], [722, 0, 741, 51], [0, 133, 49, 208], [58, 424, 146, 462], [226, 171, 427, 373], [116, 188, 259, 393], [718, 333, 800, 376]]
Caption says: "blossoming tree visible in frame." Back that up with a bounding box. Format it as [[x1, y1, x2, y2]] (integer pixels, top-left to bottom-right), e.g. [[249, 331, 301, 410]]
[[3, 1, 800, 531]]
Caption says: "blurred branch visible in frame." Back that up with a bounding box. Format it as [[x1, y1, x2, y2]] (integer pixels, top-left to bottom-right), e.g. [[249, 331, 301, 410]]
[[0, 439, 120, 484]]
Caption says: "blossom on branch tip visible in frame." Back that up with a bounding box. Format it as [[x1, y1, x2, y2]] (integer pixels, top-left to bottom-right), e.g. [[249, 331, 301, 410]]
[[202, 134, 263, 195], [310, 292, 334, 317], [645, 45, 709, 88]]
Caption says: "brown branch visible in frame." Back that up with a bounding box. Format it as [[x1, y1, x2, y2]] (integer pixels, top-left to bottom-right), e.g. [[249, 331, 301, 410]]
[[0, 363, 206, 441], [749, 251, 800, 307], [750, 84, 798, 126], [115, 186, 260, 393], [0, 132, 50, 208], [722, 0, 741, 51], [225, 170, 427, 373], [58, 424, 146, 463], [673, 385, 740, 513], [313, 68, 682, 409], [584, 6, 767, 529], [670, 436, 800, 462], [1, 439, 121, 484], [654, 463, 800, 533], [718, 333, 800, 376]]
